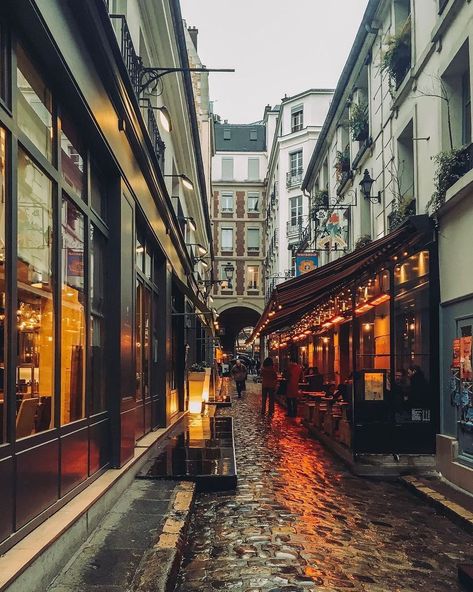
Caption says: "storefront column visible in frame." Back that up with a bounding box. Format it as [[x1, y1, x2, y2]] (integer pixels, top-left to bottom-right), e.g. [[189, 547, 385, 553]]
[[109, 191, 135, 468], [157, 262, 172, 426]]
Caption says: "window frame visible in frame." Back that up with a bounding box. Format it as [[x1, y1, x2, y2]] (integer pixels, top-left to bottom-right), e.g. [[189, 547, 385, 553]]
[[291, 106, 304, 133], [221, 227, 234, 251], [221, 191, 234, 213], [247, 192, 259, 213]]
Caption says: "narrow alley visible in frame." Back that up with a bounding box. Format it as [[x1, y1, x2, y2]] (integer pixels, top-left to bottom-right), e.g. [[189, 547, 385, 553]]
[[177, 380, 473, 592]]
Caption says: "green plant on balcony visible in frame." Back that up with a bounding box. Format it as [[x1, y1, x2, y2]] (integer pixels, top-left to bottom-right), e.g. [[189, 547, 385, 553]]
[[354, 235, 372, 250], [348, 102, 369, 142], [335, 149, 351, 182], [427, 147, 470, 213], [381, 17, 412, 90], [313, 188, 329, 209]]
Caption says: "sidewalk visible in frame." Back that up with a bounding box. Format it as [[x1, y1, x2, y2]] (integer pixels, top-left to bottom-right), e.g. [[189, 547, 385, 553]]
[[402, 475, 473, 533], [47, 479, 195, 592]]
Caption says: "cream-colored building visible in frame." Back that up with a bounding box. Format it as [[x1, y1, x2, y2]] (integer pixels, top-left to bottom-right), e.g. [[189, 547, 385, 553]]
[[301, 0, 473, 488]]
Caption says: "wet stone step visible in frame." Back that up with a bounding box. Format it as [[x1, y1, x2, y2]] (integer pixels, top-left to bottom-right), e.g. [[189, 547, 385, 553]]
[[137, 415, 237, 492]]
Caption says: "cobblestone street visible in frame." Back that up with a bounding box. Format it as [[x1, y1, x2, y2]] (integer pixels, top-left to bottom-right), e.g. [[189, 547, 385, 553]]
[[177, 380, 473, 592]]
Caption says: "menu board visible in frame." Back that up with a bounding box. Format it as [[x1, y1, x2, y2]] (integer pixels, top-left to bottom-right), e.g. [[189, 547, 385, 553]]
[[364, 371, 385, 401]]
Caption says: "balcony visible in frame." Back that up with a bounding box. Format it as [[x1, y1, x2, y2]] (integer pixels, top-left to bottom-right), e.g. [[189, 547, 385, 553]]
[[286, 220, 302, 240], [109, 15, 142, 97], [140, 98, 166, 171], [286, 167, 304, 188]]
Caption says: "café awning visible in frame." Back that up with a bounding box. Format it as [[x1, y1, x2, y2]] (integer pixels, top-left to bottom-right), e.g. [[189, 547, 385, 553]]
[[249, 215, 434, 341]]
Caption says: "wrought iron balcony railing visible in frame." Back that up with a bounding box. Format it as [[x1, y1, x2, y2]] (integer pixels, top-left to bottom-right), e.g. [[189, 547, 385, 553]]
[[109, 14, 143, 99], [286, 167, 304, 188]]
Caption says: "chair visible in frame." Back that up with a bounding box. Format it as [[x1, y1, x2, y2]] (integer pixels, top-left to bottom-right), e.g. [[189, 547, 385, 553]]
[[16, 398, 38, 439]]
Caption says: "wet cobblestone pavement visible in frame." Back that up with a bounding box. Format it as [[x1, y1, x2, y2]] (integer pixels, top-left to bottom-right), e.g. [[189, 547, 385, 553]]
[[176, 380, 473, 592]]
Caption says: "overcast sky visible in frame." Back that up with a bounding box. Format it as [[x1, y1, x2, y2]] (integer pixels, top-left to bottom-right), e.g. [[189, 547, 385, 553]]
[[180, 0, 369, 123]]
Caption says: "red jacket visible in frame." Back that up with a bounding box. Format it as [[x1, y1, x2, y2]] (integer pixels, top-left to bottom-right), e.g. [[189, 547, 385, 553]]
[[285, 362, 302, 397], [261, 367, 278, 389]]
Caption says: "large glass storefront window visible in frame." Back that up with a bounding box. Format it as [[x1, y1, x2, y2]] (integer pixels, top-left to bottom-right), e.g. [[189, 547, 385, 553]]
[[61, 197, 86, 424], [17, 150, 54, 438], [0, 128, 5, 443], [394, 251, 431, 413], [16, 45, 53, 161], [60, 113, 85, 201], [0, 23, 9, 104], [90, 225, 106, 414]]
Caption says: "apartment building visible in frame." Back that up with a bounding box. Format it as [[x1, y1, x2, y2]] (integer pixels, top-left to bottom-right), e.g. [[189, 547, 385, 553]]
[[263, 90, 333, 299], [211, 122, 267, 352]]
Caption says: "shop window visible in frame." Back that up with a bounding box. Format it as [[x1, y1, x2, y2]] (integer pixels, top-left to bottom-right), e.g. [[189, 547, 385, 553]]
[[16, 150, 54, 438], [0, 22, 10, 104], [90, 225, 106, 414], [16, 44, 53, 161], [0, 128, 5, 443], [61, 112, 86, 201], [90, 165, 108, 221], [61, 197, 86, 424], [393, 251, 431, 414]]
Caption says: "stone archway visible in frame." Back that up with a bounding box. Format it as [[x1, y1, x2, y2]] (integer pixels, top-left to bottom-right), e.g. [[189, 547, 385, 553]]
[[218, 306, 260, 355]]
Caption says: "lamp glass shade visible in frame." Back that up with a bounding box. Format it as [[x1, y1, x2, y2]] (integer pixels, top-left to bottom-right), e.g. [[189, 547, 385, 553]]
[[187, 217, 197, 232], [200, 259, 209, 269], [197, 244, 207, 256], [158, 106, 172, 133], [181, 175, 194, 191], [224, 263, 235, 281]]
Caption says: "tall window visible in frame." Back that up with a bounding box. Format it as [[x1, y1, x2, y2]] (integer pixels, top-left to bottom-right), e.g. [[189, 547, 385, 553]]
[[61, 197, 86, 424], [222, 157, 233, 180], [462, 69, 471, 145], [290, 195, 303, 226], [247, 228, 260, 252], [90, 225, 106, 414], [221, 228, 233, 251], [61, 112, 86, 201], [291, 107, 303, 132], [248, 158, 259, 181], [290, 150, 303, 175], [0, 22, 10, 104], [247, 266, 259, 290], [221, 191, 234, 213], [0, 128, 5, 443], [16, 44, 53, 160], [17, 150, 54, 438], [247, 192, 259, 212]]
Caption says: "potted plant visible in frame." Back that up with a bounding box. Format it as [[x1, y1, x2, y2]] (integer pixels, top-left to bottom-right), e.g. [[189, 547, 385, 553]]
[[335, 149, 351, 181], [354, 234, 372, 250], [427, 147, 470, 212], [313, 188, 329, 209], [381, 16, 412, 90], [349, 102, 369, 142]]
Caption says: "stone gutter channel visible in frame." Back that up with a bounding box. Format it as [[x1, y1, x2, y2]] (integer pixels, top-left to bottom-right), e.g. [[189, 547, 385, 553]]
[[46, 480, 196, 592]]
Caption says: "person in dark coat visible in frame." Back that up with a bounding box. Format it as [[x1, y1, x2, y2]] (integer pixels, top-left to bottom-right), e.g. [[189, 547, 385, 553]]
[[231, 359, 248, 398], [260, 357, 278, 415], [284, 355, 303, 417]]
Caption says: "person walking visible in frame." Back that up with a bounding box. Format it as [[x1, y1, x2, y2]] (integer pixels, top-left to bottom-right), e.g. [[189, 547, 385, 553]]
[[260, 357, 278, 415], [231, 359, 248, 399], [284, 354, 303, 417]]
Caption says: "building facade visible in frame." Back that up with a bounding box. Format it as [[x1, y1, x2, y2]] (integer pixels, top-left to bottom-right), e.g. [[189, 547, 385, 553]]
[[254, 0, 473, 480], [263, 90, 333, 299], [211, 121, 267, 353], [0, 0, 213, 559]]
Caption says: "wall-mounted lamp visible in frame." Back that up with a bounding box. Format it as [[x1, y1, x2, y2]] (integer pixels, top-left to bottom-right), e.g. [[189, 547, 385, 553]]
[[359, 169, 381, 204], [148, 105, 172, 132], [187, 243, 207, 256], [223, 261, 235, 290], [164, 174, 194, 191], [194, 257, 209, 270], [179, 216, 197, 232]]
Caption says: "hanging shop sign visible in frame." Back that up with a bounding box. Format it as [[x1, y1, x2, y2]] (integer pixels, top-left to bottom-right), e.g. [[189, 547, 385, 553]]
[[295, 253, 319, 276], [315, 208, 349, 251]]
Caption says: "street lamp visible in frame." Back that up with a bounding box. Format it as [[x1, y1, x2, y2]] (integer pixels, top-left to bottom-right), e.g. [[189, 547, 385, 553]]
[[224, 262, 235, 289], [164, 174, 194, 191], [359, 169, 381, 204], [148, 105, 172, 132], [194, 257, 209, 270]]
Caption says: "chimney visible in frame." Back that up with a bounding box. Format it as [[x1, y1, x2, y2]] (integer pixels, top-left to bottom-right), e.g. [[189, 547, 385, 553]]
[[188, 26, 198, 51]]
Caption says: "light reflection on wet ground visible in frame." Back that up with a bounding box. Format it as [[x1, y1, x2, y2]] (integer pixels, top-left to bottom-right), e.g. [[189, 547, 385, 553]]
[[177, 379, 472, 592]]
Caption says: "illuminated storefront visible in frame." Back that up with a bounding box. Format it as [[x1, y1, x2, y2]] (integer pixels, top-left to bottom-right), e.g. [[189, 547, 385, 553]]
[[254, 217, 439, 470]]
